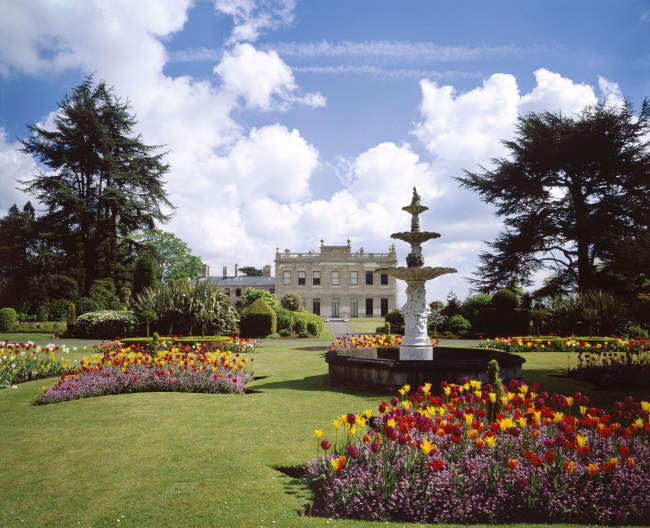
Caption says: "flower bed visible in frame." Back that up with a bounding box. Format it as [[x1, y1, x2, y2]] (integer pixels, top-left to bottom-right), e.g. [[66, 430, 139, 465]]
[[330, 335, 406, 349], [36, 340, 254, 405], [484, 336, 650, 353], [305, 378, 650, 524], [1, 342, 76, 388]]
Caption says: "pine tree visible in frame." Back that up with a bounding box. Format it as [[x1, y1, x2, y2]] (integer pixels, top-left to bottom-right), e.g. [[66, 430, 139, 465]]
[[20, 76, 173, 293]]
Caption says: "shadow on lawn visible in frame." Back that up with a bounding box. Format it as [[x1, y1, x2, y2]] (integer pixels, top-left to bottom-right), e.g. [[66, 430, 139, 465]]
[[251, 374, 387, 396]]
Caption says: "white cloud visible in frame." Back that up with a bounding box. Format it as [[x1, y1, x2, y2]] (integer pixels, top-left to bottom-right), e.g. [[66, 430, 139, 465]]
[[214, 43, 325, 110], [0, 129, 37, 215], [291, 65, 482, 79], [414, 68, 599, 167], [598, 76, 625, 108], [213, 0, 296, 43], [265, 40, 557, 62]]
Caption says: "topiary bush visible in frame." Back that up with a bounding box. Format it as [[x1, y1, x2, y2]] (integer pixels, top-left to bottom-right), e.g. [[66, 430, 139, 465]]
[[240, 298, 277, 338], [78, 297, 101, 315], [68, 310, 138, 339], [446, 314, 471, 336], [276, 308, 324, 336], [306, 321, 319, 336], [49, 298, 74, 321], [0, 307, 17, 331], [385, 310, 405, 334], [294, 318, 307, 334], [279, 328, 291, 337]]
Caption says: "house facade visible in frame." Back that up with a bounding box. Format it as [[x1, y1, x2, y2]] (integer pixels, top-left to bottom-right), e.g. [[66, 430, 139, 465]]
[[274, 240, 398, 318], [204, 264, 275, 304]]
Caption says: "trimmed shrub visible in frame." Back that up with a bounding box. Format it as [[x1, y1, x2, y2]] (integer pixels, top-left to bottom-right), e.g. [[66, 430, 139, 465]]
[[279, 328, 291, 337], [49, 298, 74, 321], [68, 310, 138, 339], [0, 307, 17, 331], [78, 297, 101, 315], [298, 330, 310, 338], [276, 308, 324, 336], [306, 321, 319, 336], [385, 310, 405, 334], [447, 314, 471, 336], [491, 289, 519, 312], [295, 318, 307, 334], [240, 298, 277, 338]]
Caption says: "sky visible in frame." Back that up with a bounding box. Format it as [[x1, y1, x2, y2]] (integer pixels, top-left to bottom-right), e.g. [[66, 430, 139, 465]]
[[0, 0, 649, 303]]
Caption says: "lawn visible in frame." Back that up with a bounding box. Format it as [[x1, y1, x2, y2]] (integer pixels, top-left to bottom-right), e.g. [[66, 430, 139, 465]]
[[1, 346, 649, 528], [0, 332, 58, 341], [346, 317, 384, 333]]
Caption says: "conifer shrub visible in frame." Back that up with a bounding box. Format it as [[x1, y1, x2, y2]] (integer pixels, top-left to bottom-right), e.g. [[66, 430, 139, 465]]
[[0, 307, 17, 331], [240, 298, 276, 338]]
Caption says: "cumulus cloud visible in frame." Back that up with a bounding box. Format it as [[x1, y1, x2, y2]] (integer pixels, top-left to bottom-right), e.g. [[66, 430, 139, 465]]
[[0, 129, 36, 215], [213, 0, 296, 43], [214, 43, 325, 110], [598, 76, 625, 108]]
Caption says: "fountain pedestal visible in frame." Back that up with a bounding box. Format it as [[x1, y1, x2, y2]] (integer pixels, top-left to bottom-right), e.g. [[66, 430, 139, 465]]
[[400, 280, 432, 360]]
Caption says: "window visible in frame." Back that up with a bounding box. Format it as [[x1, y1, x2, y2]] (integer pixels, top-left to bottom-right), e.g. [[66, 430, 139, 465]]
[[283, 270, 291, 285], [381, 298, 389, 316], [331, 271, 340, 285], [298, 271, 306, 285], [332, 297, 340, 317], [365, 298, 373, 316], [350, 298, 358, 318], [381, 273, 388, 285], [365, 271, 374, 285], [350, 271, 358, 285], [312, 298, 321, 315], [235, 288, 241, 297], [313, 271, 321, 285]]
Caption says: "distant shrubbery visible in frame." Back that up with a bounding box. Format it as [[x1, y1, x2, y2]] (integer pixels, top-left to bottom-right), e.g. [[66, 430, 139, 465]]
[[0, 308, 17, 331], [68, 310, 138, 339]]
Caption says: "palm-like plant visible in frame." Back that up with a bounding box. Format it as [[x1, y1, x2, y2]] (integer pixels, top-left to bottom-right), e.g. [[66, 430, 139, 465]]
[[132, 281, 238, 336]]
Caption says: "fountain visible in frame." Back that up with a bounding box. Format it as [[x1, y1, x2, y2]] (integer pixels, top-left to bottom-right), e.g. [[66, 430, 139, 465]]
[[377, 187, 456, 360], [325, 187, 525, 392]]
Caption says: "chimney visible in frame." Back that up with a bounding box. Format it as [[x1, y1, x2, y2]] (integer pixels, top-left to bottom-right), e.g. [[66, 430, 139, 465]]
[[222, 266, 228, 278], [202, 263, 210, 279], [234, 264, 238, 277], [263, 265, 271, 277]]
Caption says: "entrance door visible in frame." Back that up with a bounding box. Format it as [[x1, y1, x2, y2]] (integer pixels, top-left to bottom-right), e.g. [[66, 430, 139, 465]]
[[332, 297, 340, 317], [380, 298, 389, 316], [312, 298, 320, 315], [350, 298, 358, 318], [365, 298, 373, 316]]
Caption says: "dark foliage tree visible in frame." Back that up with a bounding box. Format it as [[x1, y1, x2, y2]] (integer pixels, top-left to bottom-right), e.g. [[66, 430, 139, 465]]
[[20, 76, 173, 294], [0, 203, 37, 306], [458, 100, 650, 294], [239, 266, 264, 277], [133, 254, 157, 297]]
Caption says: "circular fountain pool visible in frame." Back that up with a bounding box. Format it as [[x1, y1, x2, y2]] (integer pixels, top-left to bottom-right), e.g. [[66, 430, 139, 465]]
[[326, 346, 525, 393]]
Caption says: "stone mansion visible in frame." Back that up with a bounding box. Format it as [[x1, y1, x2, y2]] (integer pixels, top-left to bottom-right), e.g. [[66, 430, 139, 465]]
[[206, 240, 398, 319]]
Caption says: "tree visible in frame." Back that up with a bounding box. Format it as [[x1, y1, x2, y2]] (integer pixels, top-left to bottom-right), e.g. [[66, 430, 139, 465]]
[[20, 76, 173, 294], [237, 288, 278, 311], [137, 229, 203, 283], [239, 266, 264, 277], [280, 293, 303, 333], [133, 255, 157, 297], [458, 100, 650, 294]]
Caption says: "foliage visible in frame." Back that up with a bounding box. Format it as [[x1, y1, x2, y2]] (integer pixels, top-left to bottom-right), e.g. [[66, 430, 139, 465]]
[[0, 307, 18, 331], [294, 318, 307, 334], [240, 298, 277, 338], [385, 310, 405, 334], [136, 229, 203, 284], [576, 289, 628, 336], [238, 266, 264, 277], [89, 278, 122, 310], [49, 298, 74, 322], [491, 288, 520, 312], [36, 341, 252, 405], [280, 293, 303, 313], [276, 307, 324, 336], [133, 254, 157, 297], [306, 321, 319, 337], [68, 310, 138, 339], [458, 100, 650, 294], [278, 329, 291, 337], [237, 288, 278, 311], [0, 342, 75, 388], [446, 314, 471, 335], [442, 293, 462, 316], [306, 380, 650, 524], [26, 274, 79, 307], [131, 280, 239, 336], [77, 296, 101, 315], [20, 76, 172, 294]]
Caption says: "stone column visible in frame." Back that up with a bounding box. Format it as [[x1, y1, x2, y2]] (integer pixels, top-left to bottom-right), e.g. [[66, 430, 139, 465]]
[[400, 280, 432, 360]]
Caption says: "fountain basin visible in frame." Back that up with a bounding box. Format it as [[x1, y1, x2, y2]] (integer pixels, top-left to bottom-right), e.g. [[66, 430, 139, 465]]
[[376, 266, 457, 281], [326, 346, 525, 393]]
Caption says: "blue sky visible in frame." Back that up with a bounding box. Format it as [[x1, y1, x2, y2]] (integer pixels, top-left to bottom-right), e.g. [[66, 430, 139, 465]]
[[1, 0, 649, 301]]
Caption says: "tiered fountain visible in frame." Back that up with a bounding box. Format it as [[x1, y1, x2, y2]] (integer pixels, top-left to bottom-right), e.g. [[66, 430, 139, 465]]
[[326, 188, 525, 392]]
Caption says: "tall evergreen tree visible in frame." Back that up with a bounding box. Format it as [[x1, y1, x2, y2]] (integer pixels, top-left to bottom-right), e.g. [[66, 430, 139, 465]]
[[20, 76, 173, 293], [458, 100, 650, 294]]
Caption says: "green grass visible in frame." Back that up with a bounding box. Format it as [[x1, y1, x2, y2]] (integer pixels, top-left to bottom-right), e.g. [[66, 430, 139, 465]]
[[258, 323, 336, 342], [0, 332, 58, 341], [346, 317, 384, 333], [1, 348, 649, 527]]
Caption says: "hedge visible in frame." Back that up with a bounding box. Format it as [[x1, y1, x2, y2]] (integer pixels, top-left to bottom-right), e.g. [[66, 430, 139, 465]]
[[67, 310, 138, 339], [276, 307, 324, 336], [120, 336, 230, 347], [240, 298, 277, 338]]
